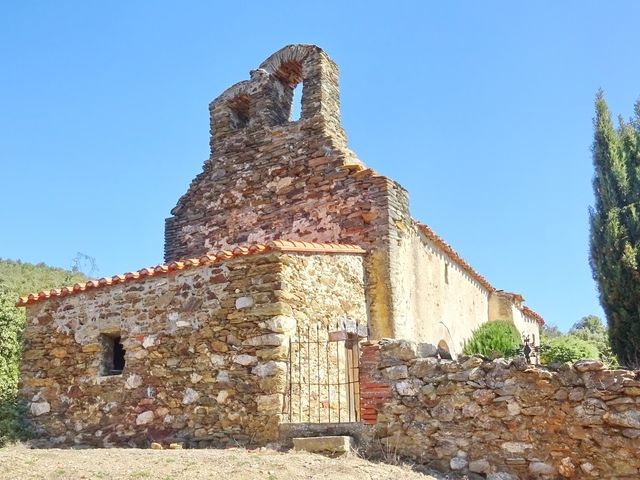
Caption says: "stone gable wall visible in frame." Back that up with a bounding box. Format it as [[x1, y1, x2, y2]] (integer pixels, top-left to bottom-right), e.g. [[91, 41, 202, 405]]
[[20, 251, 366, 448], [163, 45, 411, 340], [359, 340, 640, 479], [164, 44, 408, 261]]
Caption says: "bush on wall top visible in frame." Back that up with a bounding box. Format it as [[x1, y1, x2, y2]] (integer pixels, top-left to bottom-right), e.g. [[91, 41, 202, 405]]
[[463, 320, 522, 358]]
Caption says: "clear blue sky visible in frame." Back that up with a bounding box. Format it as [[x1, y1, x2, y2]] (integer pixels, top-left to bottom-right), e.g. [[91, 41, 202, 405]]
[[2, 1, 639, 332]]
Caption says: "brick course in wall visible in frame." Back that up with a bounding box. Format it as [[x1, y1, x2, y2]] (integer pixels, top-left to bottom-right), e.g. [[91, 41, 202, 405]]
[[359, 342, 393, 425]]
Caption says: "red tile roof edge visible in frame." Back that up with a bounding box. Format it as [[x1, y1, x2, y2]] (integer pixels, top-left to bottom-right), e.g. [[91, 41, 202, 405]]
[[521, 305, 545, 326], [16, 240, 366, 307], [415, 221, 495, 293], [415, 221, 544, 326]]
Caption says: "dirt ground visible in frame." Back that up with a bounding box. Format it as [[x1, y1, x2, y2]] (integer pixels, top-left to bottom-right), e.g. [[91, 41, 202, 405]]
[[0, 444, 448, 480]]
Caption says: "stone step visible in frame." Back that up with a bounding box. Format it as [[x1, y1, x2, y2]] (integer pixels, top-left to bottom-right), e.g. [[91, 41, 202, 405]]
[[292, 436, 354, 455]]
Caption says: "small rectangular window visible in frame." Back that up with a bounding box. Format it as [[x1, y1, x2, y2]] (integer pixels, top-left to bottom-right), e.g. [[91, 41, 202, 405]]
[[101, 333, 125, 375], [445, 263, 449, 284]]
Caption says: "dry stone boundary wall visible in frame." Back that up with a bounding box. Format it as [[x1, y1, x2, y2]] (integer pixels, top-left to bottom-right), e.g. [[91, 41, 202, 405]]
[[359, 339, 640, 479]]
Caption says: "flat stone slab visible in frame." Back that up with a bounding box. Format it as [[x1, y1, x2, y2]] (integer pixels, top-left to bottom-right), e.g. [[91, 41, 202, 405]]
[[292, 436, 354, 455]]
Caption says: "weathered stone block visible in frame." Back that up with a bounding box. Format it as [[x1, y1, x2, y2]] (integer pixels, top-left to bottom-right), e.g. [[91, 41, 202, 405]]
[[243, 334, 287, 347], [416, 343, 437, 358], [235, 296, 254, 309], [264, 315, 296, 333], [604, 410, 640, 429], [381, 340, 417, 364], [395, 378, 423, 396], [182, 388, 199, 405], [30, 401, 50, 417], [256, 394, 283, 414], [450, 456, 468, 470], [469, 459, 491, 474], [528, 462, 556, 476], [382, 365, 408, 380], [233, 354, 257, 366], [408, 357, 438, 377], [574, 360, 604, 372], [292, 436, 354, 455], [252, 361, 286, 378], [136, 411, 154, 425]]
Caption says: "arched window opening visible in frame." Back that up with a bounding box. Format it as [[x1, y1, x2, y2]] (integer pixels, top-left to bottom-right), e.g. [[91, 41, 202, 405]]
[[274, 61, 304, 123], [291, 82, 302, 121], [227, 94, 250, 130]]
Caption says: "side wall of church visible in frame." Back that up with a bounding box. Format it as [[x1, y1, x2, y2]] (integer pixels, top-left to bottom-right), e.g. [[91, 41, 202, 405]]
[[511, 306, 541, 348], [389, 227, 492, 356]]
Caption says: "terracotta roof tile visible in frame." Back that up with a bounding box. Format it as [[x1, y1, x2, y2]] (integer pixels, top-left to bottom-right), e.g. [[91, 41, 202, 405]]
[[521, 306, 545, 326], [415, 221, 495, 293], [415, 221, 545, 326], [16, 240, 366, 307]]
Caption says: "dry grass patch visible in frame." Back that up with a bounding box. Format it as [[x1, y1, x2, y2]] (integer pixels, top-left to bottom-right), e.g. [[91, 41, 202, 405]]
[[0, 444, 446, 480]]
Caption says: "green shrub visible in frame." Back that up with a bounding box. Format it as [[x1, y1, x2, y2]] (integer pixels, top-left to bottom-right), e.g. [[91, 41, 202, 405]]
[[0, 398, 33, 446], [0, 286, 24, 403], [0, 259, 87, 446], [541, 335, 600, 364], [463, 320, 522, 358]]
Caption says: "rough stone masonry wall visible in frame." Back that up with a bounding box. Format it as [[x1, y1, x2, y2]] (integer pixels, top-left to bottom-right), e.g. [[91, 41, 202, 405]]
[[360, 340, 640, 480], [163, 45, 412, 340], [20, 250, 366, 448], [280, 253, 367, 423]]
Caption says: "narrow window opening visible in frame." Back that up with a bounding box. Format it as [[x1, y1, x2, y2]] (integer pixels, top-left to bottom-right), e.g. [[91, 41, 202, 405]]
[[274, 61, 303, 123], [291, 82, 302, 121], [444, 263, 449, 284], [227, 95, 250, 130], [113, 336, 125, 372], [101, 333, 125, 376]]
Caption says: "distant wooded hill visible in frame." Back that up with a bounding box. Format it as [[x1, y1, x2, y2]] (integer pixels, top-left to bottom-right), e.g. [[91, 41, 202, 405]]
[[1, 258, 88, 443], [0, 259, 88, 299]]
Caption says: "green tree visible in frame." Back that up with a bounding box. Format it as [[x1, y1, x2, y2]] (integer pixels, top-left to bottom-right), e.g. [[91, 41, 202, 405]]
[[0, 286, 24, 401], [569, 315, 617, 365], [0, 259, 88, 445], [589, 92, 640, 368], [541, 336, 600, 364], [0, 285, 32, 445], [463, 320, 522, 358], [541, 324, 562, 340]]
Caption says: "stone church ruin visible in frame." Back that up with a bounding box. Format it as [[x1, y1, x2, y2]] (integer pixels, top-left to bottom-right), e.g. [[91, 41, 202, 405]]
[[19, 42, 541, 445], [22, 46, 640, 479]]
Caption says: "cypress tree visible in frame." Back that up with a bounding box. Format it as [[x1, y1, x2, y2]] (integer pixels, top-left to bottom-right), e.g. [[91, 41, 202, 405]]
[[589, 91, 640, 368]]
